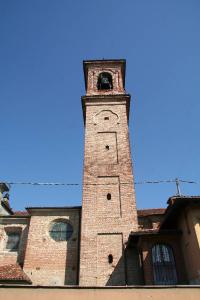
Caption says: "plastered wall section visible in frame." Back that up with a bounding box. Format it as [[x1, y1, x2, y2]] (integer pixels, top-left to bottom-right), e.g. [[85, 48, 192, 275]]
[[23, 209, 80, 286], [0, 286, 200, 300], [140, 234, 187, 285], [80, 98, 138, 286], [178, 207, 200, 284]]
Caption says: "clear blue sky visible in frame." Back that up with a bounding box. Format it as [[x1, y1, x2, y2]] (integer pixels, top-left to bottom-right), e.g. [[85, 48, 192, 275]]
[[1, 0, 200, 211]]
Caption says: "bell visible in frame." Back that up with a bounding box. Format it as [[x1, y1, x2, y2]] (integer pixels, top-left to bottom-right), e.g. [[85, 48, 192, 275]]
[[101, 77, 110, 85], [97, 72, 113, 90]]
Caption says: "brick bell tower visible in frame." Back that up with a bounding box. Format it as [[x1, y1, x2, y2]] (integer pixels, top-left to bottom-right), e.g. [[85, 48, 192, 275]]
[[80, 59, 138, 286]]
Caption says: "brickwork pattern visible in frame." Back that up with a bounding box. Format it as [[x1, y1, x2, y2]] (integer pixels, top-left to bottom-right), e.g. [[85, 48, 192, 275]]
[[86, 62, 124, 96], [138, 214, 164, 230], [80, 61, 138, 286], [23, 209, 80, 285], [0, 218, 29, 266]]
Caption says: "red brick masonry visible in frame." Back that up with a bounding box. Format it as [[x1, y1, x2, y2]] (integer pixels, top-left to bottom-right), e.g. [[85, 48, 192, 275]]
[[0, 264, 31, 284]]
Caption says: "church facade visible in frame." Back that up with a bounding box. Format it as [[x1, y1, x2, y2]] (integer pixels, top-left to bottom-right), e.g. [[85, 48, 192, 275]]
[[0, 60, 200, 287]]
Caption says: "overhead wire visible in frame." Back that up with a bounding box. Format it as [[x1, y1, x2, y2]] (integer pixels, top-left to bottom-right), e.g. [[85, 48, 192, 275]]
[[1, 179, 199, 186], [1, 178, 199, 197]]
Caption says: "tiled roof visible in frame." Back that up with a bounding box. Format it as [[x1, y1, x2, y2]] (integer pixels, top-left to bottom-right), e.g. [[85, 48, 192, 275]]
[[26, 206, 82, 210], [0, 264, 31, 284], [132, 229, 159, 234], [13, 207, 165, 216], [137, 208, 165, 217], [130, 228, 181, 237], [14, 206, 82, 216], [161, 196, 200, 229], [14, 211, 29, 216], [13, 208, 166, 217]]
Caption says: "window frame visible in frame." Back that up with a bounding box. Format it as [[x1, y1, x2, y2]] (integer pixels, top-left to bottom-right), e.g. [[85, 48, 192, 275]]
[[4, 227, 22, 252], [49, 219, 73, 242]]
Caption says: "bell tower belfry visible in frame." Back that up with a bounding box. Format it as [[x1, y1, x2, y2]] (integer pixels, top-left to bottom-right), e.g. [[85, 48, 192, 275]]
[[80, 60, 138, 286]]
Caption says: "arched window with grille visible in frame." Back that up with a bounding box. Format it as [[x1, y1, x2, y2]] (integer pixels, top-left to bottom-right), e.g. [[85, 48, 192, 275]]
[[152, 244, 177, 285]]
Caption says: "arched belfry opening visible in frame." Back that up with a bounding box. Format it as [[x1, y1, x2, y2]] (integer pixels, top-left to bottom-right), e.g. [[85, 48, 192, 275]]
[[97, 72, 113, 90]]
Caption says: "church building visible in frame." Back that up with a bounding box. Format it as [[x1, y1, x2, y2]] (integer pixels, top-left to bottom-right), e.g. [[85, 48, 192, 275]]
[[0, 60, 200, 288]]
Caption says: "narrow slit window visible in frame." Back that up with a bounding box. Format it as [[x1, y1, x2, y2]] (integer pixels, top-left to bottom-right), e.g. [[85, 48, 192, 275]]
[[108, 254, 113, 264], [105, 145, 110, 150], [107, 193, 111, 200]]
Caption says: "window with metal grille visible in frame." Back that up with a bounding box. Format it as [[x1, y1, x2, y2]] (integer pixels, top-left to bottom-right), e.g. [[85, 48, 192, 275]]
[[6, 232, 20, 251], [152, 244, 177, 285], [49, 220, 73, 241]]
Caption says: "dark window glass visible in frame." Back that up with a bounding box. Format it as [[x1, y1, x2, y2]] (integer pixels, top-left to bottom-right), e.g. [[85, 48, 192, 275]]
[[152, 244, 177, 285], [6, 232, 20, 251], [49, 221, 73, 241], [97, 72, 113, 90]]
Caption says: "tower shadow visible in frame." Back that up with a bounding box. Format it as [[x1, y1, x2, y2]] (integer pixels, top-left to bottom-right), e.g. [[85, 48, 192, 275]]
[[106, 246, 144, 286], [64, 212, 81, 285]]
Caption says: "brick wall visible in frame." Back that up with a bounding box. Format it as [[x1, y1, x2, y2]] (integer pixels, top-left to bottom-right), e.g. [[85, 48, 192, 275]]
[[0, 217, 29, 266], [138, 215, 165, 230], [86, 63, 124, 96], [23, 209, 80, 285], [178, 207, 200, 284], [80, 61, 138, 286]]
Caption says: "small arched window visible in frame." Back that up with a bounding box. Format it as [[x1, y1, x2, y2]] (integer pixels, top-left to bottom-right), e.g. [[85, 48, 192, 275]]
[[97, 72, 113, 90], [152, 244, 177, 285]]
